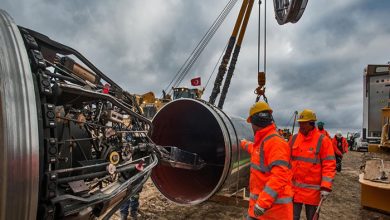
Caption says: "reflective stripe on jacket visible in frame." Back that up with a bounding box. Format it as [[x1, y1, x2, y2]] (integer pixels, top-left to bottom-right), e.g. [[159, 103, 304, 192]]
[[241, 123, 293, 219], [289, 128, 336, 206]]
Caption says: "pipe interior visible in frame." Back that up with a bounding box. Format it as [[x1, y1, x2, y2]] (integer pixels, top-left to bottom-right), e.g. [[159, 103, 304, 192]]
[[151, 99, 226, 204]]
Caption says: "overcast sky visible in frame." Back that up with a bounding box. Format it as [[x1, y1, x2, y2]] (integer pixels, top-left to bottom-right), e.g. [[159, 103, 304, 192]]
[[1, 0, 389, 129]]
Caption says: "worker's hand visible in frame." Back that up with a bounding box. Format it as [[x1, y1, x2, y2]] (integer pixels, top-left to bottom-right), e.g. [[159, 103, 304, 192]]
[[254, 204, 266, 217], [240, 139, 247, 148], [320, 190, 331, 200]]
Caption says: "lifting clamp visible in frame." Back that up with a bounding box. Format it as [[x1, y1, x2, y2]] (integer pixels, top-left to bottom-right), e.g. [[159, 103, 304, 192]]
[[255, 71, 267, 102]]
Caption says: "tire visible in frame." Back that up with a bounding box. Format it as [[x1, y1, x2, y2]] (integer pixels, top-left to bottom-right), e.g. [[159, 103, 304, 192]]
[[0, 9, 39, 220]]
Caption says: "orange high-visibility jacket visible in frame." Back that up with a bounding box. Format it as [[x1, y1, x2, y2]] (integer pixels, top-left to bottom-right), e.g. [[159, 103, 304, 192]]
[[332, 136, 349, 155], [241, 124, 293, 220], [289, 128, 336, 206], [318, 129, 331, 139], [332, 142, 343, 156]]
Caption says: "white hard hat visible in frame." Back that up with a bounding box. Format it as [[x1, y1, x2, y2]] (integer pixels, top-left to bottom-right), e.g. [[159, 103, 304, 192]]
[[336, 131, 342, 137]]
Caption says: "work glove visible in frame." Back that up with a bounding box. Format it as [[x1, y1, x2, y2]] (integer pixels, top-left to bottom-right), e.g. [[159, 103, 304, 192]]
[[254, 204, 266, 217], [240, 139, 247, 149], [320, 190, 331, 200]]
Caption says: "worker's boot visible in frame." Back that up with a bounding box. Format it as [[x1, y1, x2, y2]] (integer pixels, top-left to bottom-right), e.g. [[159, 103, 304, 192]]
[[130, 211, 141, 220]]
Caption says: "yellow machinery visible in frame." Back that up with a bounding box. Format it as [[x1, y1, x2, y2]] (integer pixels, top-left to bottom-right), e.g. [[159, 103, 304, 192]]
[[359, 63, 390, 214], [380, 107, 390, 148], [137, 92, 171, 119], [359, 107, 390, 213], [137, 88, 203, 119]]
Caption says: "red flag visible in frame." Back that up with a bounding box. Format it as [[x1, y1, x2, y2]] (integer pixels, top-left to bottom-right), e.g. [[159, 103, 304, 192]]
[[191, 77, 201, 86]]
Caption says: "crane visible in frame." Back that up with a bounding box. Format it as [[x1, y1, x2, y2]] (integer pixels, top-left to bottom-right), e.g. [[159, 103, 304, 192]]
[[161, 0, 310, 109], [209, 0, 309, 108]]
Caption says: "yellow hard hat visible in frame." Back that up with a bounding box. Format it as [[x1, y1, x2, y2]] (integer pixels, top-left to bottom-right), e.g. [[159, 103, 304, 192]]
[[297, 109, 317, 122], [247, 101, 273, 123]]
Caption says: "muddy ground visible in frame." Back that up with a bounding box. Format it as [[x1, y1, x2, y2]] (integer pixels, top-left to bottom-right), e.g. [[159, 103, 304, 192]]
[[113, 151, 390, 220]]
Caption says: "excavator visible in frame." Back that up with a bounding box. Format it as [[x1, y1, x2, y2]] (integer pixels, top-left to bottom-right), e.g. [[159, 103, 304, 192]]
[[135, 92, 171, 119], [0, 0, 309, 219]]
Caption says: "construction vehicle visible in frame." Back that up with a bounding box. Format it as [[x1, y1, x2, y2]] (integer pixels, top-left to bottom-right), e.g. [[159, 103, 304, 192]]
[[135, 91, 171, 119], [359, 63, 390, 214], [0, 0, 310, 219], [135, 88, 203, 119]]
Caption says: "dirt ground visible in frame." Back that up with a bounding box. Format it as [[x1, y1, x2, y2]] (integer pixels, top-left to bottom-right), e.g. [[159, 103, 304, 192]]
[[113, 151, 390, 220]]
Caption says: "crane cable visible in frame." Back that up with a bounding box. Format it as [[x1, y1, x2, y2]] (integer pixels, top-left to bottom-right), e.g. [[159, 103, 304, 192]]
[[264, 0, 267, 75], [255, 0, 268, 103], [164, 0, 236, 95], [172, 3, 232, 90], [263, 0, 268, 103], [163, 0, 238, 96], [257, 0, 261, 77], [285, 111, 296, 128], [171, 0, 235, 90], [164, 0, 233, 94]]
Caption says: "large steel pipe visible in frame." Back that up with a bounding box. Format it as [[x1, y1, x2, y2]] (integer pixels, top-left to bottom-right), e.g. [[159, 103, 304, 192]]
[[151, 99, 253, 205], [0, 9, 39, 220]]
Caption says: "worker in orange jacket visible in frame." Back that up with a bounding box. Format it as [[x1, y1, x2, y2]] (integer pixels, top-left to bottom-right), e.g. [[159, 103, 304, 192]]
[[241, 101, 293, 220], [317, 121, 331, 139], [332, 131, 348, 172], [289, 109, 336, 220]]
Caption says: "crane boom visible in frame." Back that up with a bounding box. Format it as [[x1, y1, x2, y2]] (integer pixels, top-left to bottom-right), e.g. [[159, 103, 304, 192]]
[[208, 0, 251, 105], [218, 0, 255, 109]]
